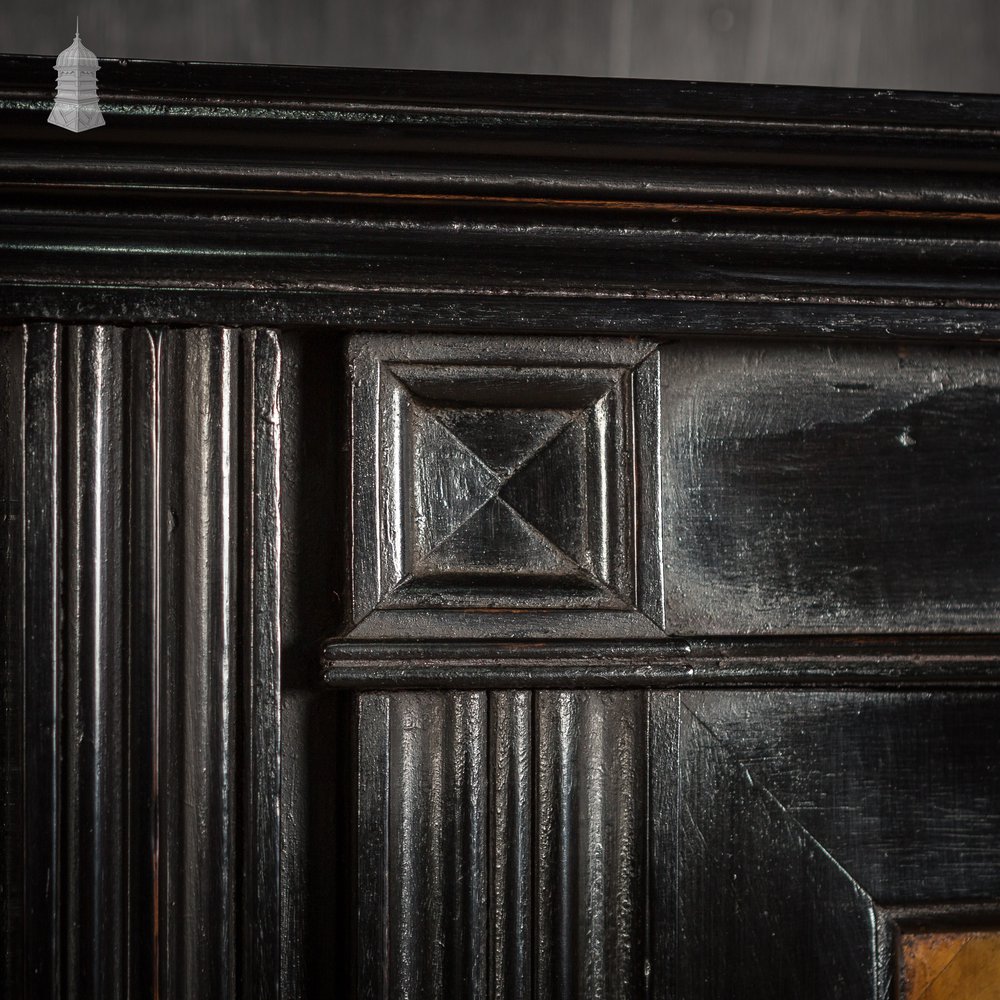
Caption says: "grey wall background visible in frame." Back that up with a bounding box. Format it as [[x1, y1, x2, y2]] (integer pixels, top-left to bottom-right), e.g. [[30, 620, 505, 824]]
[[4, 0, 1000, 93]]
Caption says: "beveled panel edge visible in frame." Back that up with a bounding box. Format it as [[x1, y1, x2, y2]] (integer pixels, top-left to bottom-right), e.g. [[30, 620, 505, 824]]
[[345, 332, 664, 640]]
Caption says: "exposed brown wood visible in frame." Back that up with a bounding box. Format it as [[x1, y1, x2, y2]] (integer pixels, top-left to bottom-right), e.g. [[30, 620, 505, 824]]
[[11, 180, 1000, 222], [900, 931, 1000, 1000]]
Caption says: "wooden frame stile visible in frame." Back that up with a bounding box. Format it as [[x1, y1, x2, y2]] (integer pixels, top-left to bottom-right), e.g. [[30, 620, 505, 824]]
[[3, 51, 1000, 999], [1, 322, 284, 999]]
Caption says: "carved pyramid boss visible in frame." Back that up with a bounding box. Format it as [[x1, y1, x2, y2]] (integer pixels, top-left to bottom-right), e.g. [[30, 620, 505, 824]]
[[348, 335, 664, 639]]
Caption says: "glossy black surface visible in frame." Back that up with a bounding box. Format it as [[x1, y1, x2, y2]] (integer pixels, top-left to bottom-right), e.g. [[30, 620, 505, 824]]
[[659, 339, 1000, 632], [346, 334, 663, 639], [3, 57, 1000, 1000], [4, 55, 1000, 339]]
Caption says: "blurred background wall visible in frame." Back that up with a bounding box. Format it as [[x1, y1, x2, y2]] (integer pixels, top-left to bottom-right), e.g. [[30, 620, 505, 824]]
[[4, 0, 1000, 92]]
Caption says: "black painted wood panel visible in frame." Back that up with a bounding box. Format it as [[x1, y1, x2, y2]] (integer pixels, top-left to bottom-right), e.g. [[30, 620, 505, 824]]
[[324, 333, 1000, 645], [0, 327, 22, 1000], [346, 334, 663, 639], [3, 323, 283, 999], [534, 690, 647, 999], [64, 326, 128, 999], [352, 687, 1000, 999], [5, 59, 1000, 1000], [660, 339, 1000, 632], [20, 324, 62, 999], [356, 691, 490, 999], [354, 690, 647, 999], [657, 690, 1000, 999]]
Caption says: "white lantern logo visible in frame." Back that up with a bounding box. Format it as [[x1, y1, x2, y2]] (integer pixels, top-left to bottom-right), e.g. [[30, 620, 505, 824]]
[[49, 19, 106, 133]]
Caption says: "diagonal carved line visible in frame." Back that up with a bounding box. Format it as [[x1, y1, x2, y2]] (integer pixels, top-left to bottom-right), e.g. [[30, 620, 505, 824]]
[[407, 396, 503, 554], [632, 340, 661, 366], [387, 360, 600, 476], [680, 698, 876, 906], [411, 394, 498, 476], [376, 369, 651, 610], [500, 408, 580, 478], [404, 497, 632, 611], [913, 936, 977, 1000], [497, 414, 585, 513], [413, 401, 580, 567], [492, 499, 631, 607], [496, 484, 607, 594], [500, 382, 633, 595], [409, 495, 491, 571]]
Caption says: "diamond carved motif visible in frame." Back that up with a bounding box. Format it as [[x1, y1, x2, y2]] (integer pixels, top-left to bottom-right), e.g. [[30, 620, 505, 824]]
[[348, 335, 664, 639]]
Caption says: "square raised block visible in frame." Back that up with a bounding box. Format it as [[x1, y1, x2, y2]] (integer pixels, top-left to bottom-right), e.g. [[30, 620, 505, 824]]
[[347, 334, 664, 638]]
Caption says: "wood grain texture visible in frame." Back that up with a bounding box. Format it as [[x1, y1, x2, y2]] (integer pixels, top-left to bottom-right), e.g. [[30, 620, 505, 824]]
[[3, 324, 283, 1000], [271, 331, 346, 1000], [0, 326, 23, 1000], [63, 326, 128, 1000], [355, 689, 646, 999], [155, 327, 283, 1000], [329, 333, 1000, 643], [356, 692, 490, 999], [242, 329, 283, 1000], [900, 930, 1000, 1000], [156, 328, 241, 999], [489, 691, 533, 999], [125, 328, 158, 999], [19, 324, 61, 1000], [353, 688, 1000, 998], [652, 690, 1000, 999], [669, 691, 878, 999], [323, 635, 1000, 689], [534, 690, 647, 999]]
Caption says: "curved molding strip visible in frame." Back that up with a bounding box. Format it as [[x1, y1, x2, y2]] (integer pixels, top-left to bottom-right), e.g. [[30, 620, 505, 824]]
[[322, 636, 1000, 688], [5, 56, 1000, 336]]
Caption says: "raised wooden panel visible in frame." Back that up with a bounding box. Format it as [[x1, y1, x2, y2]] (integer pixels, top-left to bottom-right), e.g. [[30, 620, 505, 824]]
[[653, 690, 1000, 1000], [661, 340, 1000, 633], [337, 334, 1000, 643], [354, 687, 1000, 1000], [346, 334, 664, 639]]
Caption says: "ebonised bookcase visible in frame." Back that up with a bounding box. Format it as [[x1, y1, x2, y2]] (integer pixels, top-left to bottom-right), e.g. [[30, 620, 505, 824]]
[[2, 53, 1000, 999]]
